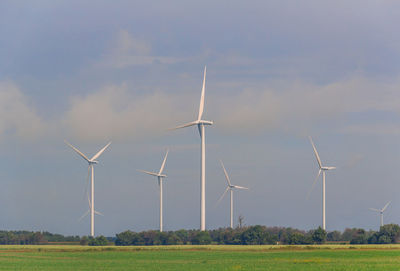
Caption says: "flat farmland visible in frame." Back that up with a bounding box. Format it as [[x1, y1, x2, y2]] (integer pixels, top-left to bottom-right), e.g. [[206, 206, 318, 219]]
[[1, 245, 400, 270]]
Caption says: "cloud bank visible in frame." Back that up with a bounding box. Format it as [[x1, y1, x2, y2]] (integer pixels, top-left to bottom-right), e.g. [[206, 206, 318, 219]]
[[3, 74, 400, 143]]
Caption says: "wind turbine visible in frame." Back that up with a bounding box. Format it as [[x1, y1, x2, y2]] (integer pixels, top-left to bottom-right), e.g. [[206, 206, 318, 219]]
[[308, 136, 336, 230], [217, 160, 249, 228], [171, 66, 213, 231], [370, 201, 391, 227], [137, 149, 169, 232], [65, 140, 111, 237]]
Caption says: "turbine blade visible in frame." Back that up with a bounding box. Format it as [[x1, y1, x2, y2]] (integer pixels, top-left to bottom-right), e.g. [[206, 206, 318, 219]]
[[137, 169, 159, 177], [219, 160, 232, 186], [309, 136, 322, 169], [369, 208, 380, 212], [306, 169, 321, 199], [78, 210, 90, 221], [65, 140, 90, 162], [91, 141, 111, 161], [382, 201, 391, 212], [158, 149, 169, 175], [216, 187, 230, 205], [169, 121, 198, 131], [94, 210, 104, 216], [233, 185, 249, 190], [198, 66, 206, 121]]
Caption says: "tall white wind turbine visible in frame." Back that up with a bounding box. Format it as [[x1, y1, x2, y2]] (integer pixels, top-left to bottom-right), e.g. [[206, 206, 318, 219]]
[[370, 201, 391, 227], [171, 66, 213, 231], [65, 140, 111, 237], [217, 160, 249, 228], [308, 136, 336, 230], [138, 149, 169, 232]]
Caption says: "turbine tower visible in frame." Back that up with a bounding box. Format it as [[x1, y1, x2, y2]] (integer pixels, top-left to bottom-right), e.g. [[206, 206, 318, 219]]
[[65, 140, 111, 237], [172, 66, 213, 231], [217, 160, 249, 228], [308, 136, 335, 231], [138, 149, 169, 232], [370, 201, 391, 227]]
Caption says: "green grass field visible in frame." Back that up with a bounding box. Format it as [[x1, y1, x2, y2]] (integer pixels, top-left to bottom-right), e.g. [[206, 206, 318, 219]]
[[1, 245, 400, 270]]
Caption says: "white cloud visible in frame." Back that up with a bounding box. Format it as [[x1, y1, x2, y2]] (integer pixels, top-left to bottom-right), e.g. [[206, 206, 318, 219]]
[[62, 84, 185, 142], [59, 75, 400, 142], [0, 81, 46, 140], [98, 30, 184, 69], [339, 123, 400, 136], [2, 74, 400, 144], [211, 76, 400, 135]]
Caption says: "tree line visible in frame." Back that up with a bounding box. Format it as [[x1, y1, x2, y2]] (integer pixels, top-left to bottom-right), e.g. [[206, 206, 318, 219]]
[[0, 231, 80, 245], [114, 224, 400, 246], [114, 226, 326, 245], [1, 224, 400, 245]]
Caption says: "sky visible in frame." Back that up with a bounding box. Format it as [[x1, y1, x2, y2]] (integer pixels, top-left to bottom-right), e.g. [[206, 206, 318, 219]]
[[1, 0, 400, 236]]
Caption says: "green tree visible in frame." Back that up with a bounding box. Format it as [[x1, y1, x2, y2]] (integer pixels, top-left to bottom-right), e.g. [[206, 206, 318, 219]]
[[241, 225, 276, 245], [165, 232, 182, 245], [378, 235, 391, 244], [88, 236, 109, 246], [191, 231, 212, 245], [80, 236, 89, 246], [327, 231, 341, 242], [115, 231, 135, 246], [287, 232, 305, 245], [350, 229, 368, 244], [342, 228, 357, 241], [379, 224, 400, 243], [311, 227, 327, 244], [175, 230, 189, 244]]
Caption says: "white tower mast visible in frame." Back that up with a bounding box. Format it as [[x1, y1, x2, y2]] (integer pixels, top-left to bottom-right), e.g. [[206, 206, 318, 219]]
[[171, 67, 213, 231], [65, 141, 111, 237], [308, 137, 335, 231], [138, 149, 169, 232]]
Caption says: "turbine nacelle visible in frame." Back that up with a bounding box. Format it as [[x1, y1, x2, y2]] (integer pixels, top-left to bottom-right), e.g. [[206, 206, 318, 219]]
[[64, 140, 111, 165], [370, 201, 391, 214], [198, 120, 213, 126], [138, 149, 169, 180], [229, 184, 249, 190], [171, 120, 213, 130], [321, 166, 336, 171], [217, 160, 249, 203]]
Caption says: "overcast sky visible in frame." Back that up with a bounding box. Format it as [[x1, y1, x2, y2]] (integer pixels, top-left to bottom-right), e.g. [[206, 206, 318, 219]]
[[1, 0, 400, 236]]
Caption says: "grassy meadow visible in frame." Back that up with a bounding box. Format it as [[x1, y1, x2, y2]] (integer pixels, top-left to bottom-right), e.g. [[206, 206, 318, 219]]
[[1, 244, 400, 270]]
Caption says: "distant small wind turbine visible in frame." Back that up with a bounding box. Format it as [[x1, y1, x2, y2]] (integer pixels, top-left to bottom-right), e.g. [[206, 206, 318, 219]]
[[370, 201, 391, 227], [138, 149, 169, 232], [171, 66, 213, 231], [217, 160, 249, 229], [65, 140, 111, 237], [308, 136, 336, 231]]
